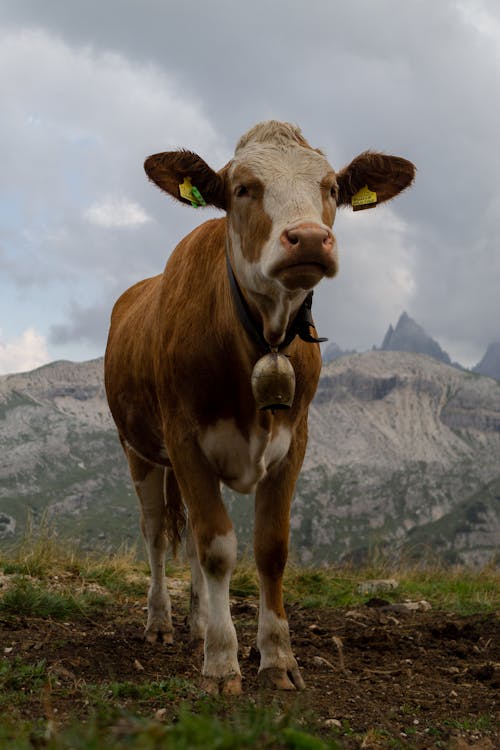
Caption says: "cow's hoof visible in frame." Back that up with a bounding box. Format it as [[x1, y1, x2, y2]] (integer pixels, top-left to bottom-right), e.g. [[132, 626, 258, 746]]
[[144, 627, 174, 645], [201, 674, 242, 695], [258, 667, 305, 691]]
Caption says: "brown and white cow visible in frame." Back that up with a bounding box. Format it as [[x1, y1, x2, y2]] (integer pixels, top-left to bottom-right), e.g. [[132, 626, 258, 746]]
[[104, 121, 415, 694]]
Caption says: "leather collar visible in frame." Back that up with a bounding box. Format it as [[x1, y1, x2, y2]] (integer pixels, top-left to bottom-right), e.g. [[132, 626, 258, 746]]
[[226, 251, 327, 353]]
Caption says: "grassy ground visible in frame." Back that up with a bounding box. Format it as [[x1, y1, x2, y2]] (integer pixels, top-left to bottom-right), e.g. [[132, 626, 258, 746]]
[[0, 527, 498, 749]]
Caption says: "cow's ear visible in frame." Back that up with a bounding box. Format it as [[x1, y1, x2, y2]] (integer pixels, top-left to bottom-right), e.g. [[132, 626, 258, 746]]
[[144, 150, 227, 210], [337, 152, 415, 210]]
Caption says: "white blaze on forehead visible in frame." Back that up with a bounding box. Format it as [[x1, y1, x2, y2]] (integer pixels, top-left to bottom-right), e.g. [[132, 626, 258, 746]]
[[265, 152, 335, 235], [232, 142, 335, 224], [229, 122, 337, 269], [227, 121, 339, 344], [228, 144, 337, 294]]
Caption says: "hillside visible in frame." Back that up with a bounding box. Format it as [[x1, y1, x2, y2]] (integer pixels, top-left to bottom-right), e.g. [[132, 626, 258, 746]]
[[1, 353, 499, 565], [295, 352, 500, 565], [0, 359, 134, 550]]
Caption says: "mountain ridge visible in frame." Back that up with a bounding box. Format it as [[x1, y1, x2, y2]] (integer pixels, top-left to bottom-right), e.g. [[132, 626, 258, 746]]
[[321, 311, 499, 381], [1, 351, 499, 565]]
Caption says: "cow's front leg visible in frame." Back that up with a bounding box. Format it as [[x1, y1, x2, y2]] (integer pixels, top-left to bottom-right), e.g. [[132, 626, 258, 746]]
[[171, 442, 241, 695], [186, 519, 208, 651], [254, 431, 306, 690]]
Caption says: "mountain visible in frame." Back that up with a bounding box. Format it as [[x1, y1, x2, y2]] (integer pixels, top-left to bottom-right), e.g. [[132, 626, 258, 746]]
[[0, 359, 133, 550], [474, 342, 500, 380], [322, 341, 356, 363], [295, 352, 500, 566], [381, 312, 453, 365], [1, 353, 499, 566]]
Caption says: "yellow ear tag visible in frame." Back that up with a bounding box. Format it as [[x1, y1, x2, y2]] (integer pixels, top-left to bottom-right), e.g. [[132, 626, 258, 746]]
[[178, 177, 206, 207], [351, 185, 377, 211]]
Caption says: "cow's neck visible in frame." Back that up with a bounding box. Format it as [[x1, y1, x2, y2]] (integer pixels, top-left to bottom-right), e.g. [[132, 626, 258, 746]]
[[226, 250, 326, 352], [246, 287, 302, 349]]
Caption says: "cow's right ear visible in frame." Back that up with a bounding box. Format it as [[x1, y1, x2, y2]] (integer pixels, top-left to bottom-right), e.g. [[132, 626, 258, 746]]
[[336, 152, 416, 209], [144, 150, 227, 210]]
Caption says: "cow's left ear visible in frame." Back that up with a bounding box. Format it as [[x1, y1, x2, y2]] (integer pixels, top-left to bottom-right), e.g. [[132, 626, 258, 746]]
[[144, 150, 227, 210], [337, 152, 416, 209]]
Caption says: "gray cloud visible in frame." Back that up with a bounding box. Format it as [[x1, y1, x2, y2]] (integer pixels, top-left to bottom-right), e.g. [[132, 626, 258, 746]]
[[0, 0, 499, 369]]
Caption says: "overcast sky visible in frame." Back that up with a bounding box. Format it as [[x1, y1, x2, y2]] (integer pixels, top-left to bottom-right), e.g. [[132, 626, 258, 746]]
[[0, 0, 498, 374]]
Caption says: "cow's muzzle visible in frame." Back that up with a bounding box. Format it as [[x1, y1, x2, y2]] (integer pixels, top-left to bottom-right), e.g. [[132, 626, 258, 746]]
[[272, 223, 338, 290]]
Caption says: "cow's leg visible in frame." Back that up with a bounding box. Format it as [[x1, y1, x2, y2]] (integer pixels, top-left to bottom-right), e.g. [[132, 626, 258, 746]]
[[126, 448, 173, 644], [254, 425, 307, 690], [170, 443, 241, 695], [186, 519, 208, 649]]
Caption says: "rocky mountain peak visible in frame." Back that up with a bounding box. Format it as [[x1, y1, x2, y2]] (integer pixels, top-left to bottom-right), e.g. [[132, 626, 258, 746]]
[[380, 312, 452, 365], [473, 342, 500, 380]]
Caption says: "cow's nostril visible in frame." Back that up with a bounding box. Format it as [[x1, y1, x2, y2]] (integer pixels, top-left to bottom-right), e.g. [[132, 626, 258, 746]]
[[287, 231, 299, 246]]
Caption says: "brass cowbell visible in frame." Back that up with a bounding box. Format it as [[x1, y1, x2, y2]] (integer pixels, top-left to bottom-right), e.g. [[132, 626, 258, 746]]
[[251, 351, 296, 410]]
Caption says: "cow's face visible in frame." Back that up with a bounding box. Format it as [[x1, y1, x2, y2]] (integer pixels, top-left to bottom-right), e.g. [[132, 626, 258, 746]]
[[226, 124, 338, 302], [144, 120, 415, 345]]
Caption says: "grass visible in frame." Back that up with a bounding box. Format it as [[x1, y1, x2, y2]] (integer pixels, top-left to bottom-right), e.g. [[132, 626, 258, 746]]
[[0, 657, 47, 708], [0, 702, 340, 750], [1, 522, 499, 616], [281, 562, 500, 613], [229, 557, 500, 614], [83, 677, 198, 705], [0, 528, 498, 749], [0, 577, 109, 619]]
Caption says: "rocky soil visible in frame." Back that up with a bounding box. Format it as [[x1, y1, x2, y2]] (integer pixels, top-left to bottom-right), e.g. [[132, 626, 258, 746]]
[[1, 583, 498, 749]]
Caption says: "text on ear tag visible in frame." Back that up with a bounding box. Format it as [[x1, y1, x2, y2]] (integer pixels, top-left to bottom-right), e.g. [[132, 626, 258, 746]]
[[179, 177, 206, 207], [351, 185, 377, 211]]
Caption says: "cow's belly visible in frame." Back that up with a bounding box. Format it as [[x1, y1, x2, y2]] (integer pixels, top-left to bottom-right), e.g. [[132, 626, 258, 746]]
[[199, 419, 292, 494]]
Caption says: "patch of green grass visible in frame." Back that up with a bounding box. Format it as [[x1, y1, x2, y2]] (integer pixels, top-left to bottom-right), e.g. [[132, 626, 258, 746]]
[[113, 703, 336, 749], [0, 722, 41, 750], [0, 577, 108, 619], [443, 714, 493, 733], [281, 563, 499, 614], [2, 525, 499, 616], [230, 564, 259, 597], [76, 558, 147, 598], [83, 677, 197, 705], [0, 513, 78, 578], [388, 566, 499, 614], [284, 568, 356, 608], [0, 658, 47, 708], [0, 703, 339, 750]]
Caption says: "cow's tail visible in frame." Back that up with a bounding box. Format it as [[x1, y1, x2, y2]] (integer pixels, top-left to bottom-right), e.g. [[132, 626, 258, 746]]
[[164, 468, 187, 558]]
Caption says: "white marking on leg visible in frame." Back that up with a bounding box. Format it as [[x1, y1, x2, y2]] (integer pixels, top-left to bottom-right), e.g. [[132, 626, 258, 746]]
[[257, 586, 298, 673], [202, 530, 240, 679]]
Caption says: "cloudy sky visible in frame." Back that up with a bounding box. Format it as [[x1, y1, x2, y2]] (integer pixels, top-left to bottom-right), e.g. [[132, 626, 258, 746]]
[[0, 0, 498, 374]]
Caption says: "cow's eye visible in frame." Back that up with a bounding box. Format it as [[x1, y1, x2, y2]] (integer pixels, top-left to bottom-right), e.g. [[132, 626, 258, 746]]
[[235, 185, 249, 198], [330, 185, 337, 199]]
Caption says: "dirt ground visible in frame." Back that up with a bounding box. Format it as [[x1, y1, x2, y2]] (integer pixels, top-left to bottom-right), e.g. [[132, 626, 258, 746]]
[[1, 586, 499, 749]]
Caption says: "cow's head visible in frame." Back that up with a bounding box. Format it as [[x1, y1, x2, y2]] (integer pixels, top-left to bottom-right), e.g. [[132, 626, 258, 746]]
[[145, 121, 415, 346]]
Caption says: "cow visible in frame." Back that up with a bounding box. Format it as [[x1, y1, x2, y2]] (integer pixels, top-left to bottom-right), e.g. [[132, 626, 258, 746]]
[[104, 120, 415, 695]]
